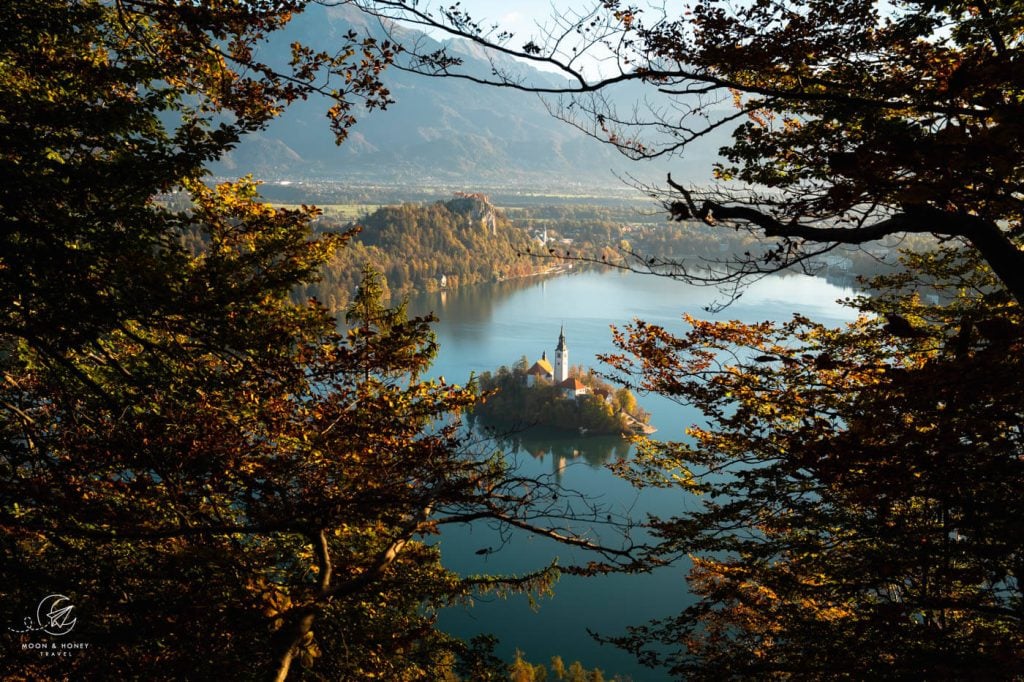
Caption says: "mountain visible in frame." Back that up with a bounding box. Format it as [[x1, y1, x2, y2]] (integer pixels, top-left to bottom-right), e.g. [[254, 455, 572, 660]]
[[211, 5, 724, 188]]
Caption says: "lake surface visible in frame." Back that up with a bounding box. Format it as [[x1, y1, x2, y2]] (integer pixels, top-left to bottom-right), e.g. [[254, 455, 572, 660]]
[[407, 269, 859, 680]]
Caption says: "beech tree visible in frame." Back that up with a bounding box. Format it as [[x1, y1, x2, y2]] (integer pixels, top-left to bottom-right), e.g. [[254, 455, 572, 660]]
[[349, 0, 1024, 304], [337, 2, 1024, 675], [0, 2, 644, 679], [596, 249, 1024, 677]]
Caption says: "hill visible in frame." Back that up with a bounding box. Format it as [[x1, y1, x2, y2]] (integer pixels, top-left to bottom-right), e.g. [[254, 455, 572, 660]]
[[298, 195, 540, 311]]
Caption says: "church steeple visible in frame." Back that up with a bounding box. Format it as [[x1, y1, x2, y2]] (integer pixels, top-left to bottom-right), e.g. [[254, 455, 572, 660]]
[[554, 325, 569, 382]]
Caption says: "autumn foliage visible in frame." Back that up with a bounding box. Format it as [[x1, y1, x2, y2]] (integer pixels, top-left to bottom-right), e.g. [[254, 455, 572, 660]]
[[600, 249, 1024, 677], [0, 2, 640, 679]]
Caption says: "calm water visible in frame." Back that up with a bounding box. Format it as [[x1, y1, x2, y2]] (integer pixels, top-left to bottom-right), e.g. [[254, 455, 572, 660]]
[[407, 269, 858, 680]]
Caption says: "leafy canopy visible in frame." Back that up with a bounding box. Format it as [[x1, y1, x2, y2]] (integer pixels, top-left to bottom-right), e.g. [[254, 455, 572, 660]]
[[598, 249, 1024, 678], [0, 1, 645, 679]]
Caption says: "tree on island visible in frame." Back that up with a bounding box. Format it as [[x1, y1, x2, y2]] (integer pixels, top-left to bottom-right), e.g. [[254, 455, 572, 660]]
[[510, 649, 628, 682], [474, 363, 649, 436], [0, 3, 649, 680]]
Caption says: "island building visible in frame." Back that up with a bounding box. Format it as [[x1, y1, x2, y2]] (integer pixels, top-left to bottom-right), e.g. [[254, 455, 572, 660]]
[[526, 327, 590, 398], [560, 377, 588, 399], [526, 353, 554, 386], [554, 325, 569, 383]]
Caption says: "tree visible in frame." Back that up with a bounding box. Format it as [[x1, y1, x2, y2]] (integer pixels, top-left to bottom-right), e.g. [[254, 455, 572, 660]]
[[1, 0, 393, 351], [1, 2, 645, 679], [596, 248, 1024, 678], [337, 2, 1024, 675], [348, 1, 1024, 305], [612, 388, 637, 418]]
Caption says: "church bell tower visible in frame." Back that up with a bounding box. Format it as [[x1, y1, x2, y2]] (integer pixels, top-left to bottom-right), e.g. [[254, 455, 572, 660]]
[[554, 326, 569, 383]]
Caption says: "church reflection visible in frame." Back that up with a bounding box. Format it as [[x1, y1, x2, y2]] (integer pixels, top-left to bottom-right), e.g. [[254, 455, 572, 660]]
[[485, 426, 632, 482]]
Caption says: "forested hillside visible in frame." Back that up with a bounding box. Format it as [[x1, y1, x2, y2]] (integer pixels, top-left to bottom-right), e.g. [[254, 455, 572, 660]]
[[300, 196, 540, 310]]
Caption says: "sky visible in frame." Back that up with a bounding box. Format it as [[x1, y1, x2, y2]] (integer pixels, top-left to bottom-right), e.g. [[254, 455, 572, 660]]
[[412, 0, 636, 77], [458, 1, 579, 42]]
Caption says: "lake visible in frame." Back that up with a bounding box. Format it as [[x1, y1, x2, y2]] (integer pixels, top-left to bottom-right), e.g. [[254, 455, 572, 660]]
[[408, 269, 859, 680]]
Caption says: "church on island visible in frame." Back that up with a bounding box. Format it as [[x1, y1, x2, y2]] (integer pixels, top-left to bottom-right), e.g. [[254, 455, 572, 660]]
[[472, 327, 653, 436], [526, 327, 590, 399]]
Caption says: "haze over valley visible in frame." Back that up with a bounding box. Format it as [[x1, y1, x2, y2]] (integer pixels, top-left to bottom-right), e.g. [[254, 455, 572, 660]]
[[213, 4, 725, 189]]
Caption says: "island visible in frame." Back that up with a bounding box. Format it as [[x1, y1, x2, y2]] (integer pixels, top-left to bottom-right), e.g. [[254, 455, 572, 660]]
[[471, 327, 653, 436]]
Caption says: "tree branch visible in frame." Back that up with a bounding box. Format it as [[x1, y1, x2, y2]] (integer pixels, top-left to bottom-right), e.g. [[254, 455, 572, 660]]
[[348, 1, 988, 119], [270, 507, 430, 682]]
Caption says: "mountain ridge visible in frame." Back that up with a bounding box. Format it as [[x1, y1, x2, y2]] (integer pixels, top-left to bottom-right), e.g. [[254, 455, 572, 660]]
[[212, 4, 723, 188]]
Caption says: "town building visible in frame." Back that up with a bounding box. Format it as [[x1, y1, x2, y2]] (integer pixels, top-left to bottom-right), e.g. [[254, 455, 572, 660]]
[[559, 377, 588, 398]]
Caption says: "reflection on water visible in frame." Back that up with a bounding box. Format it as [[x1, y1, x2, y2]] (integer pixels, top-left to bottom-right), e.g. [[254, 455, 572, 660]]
[[486, 426, 632, 474], [409, 269, 859, 681], [410, 274, 565, 342]]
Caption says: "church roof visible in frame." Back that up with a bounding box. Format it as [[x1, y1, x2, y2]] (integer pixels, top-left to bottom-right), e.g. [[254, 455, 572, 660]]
[[559, 377, 586, 390], [528, 358, 554, 375]]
